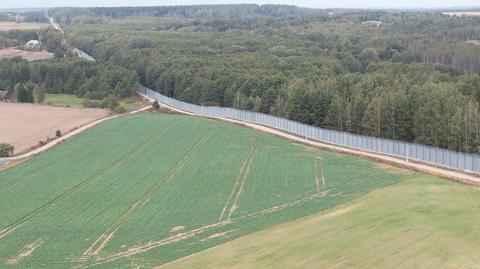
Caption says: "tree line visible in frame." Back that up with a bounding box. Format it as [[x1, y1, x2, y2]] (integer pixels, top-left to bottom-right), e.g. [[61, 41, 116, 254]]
[[30, 6, 480, 153], [0, 57, 137, 102]]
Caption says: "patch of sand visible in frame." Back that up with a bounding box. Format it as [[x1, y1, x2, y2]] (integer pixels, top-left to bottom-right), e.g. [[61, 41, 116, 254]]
[[170, 226, 185, 233]]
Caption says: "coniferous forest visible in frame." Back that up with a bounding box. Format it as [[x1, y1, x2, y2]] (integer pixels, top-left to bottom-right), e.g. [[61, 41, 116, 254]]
[[3, 5, 480, 153]]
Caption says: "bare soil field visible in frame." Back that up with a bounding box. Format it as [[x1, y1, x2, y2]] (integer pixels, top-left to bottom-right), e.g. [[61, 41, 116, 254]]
[[443, 11, 480, 17], [0, 21, 49, 31], [0, 48, 54, 61], [0, 102, 109, 154]]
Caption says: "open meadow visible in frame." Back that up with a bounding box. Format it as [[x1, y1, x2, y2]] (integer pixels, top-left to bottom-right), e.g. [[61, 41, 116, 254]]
[[0, 102, 108, 154], [0, 113, 417, 268]]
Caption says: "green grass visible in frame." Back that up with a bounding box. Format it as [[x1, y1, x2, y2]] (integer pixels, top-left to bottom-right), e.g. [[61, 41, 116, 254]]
[[0, 113, 416, 268], [160, 175, 480, 269], [44, 94, 85, 108], [44, 94, 144, 111]]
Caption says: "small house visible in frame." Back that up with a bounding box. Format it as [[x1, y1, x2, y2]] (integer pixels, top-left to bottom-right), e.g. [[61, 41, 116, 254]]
[[26, 40, 41, 51], [0, 90, 12, 102]]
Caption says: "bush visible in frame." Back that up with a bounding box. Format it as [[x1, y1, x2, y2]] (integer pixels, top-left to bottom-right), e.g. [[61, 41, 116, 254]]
[[0, 143, 14, 157], [56, 130, 62, 137], [152, 100, 160, 109], [101, 96, 119, 110], [114, 105, 126, 114], [82, 99, 103, 108]]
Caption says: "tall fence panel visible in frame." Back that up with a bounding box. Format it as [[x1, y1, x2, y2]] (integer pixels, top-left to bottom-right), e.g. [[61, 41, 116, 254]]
[[139, 85, 480, 175], [75, 49, 480, 175]]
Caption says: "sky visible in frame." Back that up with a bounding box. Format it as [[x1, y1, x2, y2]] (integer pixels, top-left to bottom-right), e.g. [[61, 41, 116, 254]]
[[3, 0, 480, 9]]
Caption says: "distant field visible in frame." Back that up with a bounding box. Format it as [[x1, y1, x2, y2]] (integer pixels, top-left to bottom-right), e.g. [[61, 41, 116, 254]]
[[0, 113, 416, 268], [0, 48, 53, 61], [0, 21, 49, 31], [466, 40, 480, 46], [45, 94, 146, 111], [443, 11, 480, 17], [0, 102, 108, 154]]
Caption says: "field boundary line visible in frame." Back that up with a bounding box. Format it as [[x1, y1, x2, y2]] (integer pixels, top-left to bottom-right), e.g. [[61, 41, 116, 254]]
[[83, 130, 213, 257], [0, 121, 128, 192], [232, 171, 380, 222], [91, 222, 226, 267], [0, 124, 173, 241], [90, 171, 413, 266]]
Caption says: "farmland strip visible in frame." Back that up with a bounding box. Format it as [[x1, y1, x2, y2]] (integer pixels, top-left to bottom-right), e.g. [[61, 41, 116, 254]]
[[90, 173, 419, 265], [83, 130, 213, 257], [0, 121, 127, 192], [0, 124, 173, 241], [218, 148, 256, 223]]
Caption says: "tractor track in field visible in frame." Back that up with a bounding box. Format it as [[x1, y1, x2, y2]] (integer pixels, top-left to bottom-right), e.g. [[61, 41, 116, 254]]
[[314, 159, 325, 194], [88, 169, 391, 266], [227, 148, 257, 221], [0, 121, 128, 193], [83, 130, 213, 257], [0, 124, 173, 241], [218, 148, 256, 222], [90, 222, 227, 267]]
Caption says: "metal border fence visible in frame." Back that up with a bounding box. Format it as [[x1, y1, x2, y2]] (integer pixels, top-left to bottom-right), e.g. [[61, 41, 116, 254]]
[[139, 85, 480, 174], [73, 47, 480, 175]]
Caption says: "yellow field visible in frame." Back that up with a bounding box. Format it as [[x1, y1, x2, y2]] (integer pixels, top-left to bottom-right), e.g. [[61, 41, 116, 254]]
[[0, 21, 49, 31]]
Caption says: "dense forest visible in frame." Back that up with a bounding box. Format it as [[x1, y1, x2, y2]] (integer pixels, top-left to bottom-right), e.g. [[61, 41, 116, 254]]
[[0, 11, 137, 108], [5, 5, 480, 153], [0, 57, 137, 101]]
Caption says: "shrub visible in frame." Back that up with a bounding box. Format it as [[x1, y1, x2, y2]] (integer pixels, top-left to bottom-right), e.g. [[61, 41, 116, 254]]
[[0, 143, 14, 157], [114, 105, 126, 114], [152, 100, 160, 109], [56, 130, 62, 137], [82, 99, 103, 108]]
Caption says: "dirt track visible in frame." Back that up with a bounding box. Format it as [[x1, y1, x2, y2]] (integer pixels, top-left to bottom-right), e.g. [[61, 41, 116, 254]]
[[137, 93, 480, 186]]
